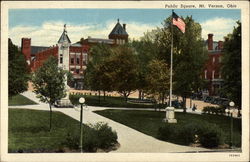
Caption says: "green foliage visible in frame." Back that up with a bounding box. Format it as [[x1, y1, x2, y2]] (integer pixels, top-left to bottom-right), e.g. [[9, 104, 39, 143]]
[[130, 39, 158, 98], [95, 109, 241, 148], [110, 45, 139, 100], [69, 94, 85, 106], [157, 123, 176, 141], [8, 94, 37, 106], [32, 56, 66, 130], [91, 122, 118, 149], [85, 44, 139, 100], [9, 109, 81, 152], [199, 123, 225, 148], [171, 17, 208, 110], [85, 44, 113, 93], [8, 38, 29, 97], [221, 21, 241, 107], [69, 94, 154, 108], [135, 15, 207, 111], [32, 56, 66, 105], [9, 109, 118, 153], [158, 122, 224, 148], [145, 59, 169, 103], [62, 122, 118, 152]]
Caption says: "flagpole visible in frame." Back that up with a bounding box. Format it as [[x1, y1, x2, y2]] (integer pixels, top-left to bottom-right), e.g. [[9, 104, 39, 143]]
[[170, 9, 174, 107]]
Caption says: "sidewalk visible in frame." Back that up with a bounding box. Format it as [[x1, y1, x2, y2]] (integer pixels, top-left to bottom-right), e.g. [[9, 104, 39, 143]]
[[9, 91, 211, 153]]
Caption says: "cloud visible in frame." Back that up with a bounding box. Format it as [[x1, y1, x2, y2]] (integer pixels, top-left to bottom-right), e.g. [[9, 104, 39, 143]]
[[9, 21, 157, 47], [200, 17, 237, 41]]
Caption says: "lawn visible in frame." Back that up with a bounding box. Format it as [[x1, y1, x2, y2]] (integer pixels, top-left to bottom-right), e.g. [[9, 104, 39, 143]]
[[69, 94, 159, 108], [9, 94, 37, 106], [9, 109, 85, 152], [94, 109, 242, 147]]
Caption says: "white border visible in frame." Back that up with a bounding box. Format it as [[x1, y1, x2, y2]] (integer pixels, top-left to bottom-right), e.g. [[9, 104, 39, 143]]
[[1, 1, 249, 162]]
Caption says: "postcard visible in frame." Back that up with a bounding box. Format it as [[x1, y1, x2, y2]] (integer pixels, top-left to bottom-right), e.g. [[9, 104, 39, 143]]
[[1, 1, 249, 162]]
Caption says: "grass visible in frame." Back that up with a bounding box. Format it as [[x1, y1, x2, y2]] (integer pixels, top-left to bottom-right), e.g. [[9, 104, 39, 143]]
[[69, 94, 158, 108], [94, 109, 242, 147], [9, 94, 37, 106], [9, 109, 90, 153]]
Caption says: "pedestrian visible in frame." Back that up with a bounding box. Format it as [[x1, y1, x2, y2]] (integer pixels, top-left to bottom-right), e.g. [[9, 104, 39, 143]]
[[192, 104, 197, 111]]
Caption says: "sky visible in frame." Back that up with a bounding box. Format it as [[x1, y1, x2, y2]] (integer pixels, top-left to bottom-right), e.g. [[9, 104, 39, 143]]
[[9, 9, 241, 46]]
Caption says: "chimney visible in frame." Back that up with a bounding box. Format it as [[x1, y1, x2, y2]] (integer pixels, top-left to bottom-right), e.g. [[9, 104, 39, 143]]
[[208, 34, 213, 50], [21, 38, 31, 63], [123, 24, 126, 31]]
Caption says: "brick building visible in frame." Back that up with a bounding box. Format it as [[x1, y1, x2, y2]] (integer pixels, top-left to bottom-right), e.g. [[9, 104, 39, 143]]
[[203, 34, 224, 96], [21, 19, 128, 89]]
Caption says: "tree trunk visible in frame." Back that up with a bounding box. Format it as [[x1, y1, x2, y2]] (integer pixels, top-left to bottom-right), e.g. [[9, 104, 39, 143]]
[[98, 90, 101, 104], [103, 91, 106, 100], [161, 93, 165, 105], [190, 97, 192, 109], [49, 103, 52, 131], [138, 90, 142, 100], [123, 92, 128, 101], [182, 96, 187, 113]]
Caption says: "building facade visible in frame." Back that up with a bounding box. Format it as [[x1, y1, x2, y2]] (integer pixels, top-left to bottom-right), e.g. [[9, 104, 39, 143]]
[[203, 34, 224, 96], [21, 20, 128, 89]]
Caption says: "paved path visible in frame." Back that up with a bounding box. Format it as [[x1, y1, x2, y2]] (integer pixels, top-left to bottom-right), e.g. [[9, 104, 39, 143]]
[[9, 91, 209, 153]]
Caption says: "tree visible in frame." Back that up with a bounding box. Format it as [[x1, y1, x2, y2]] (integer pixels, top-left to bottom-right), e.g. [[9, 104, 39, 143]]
[[145, 59, 170, 104], [32, 56, 66, 131], [110, 45, 139, 100], [151, 16, 207, 112], [8, 38, 29, 97], [130, 37, 157, 100], [221, 21, 241, 107], [84, 44, 113, 101]]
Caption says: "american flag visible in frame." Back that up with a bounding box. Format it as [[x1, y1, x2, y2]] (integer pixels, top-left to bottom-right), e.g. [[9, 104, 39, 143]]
[[172, 12, 185, 33]]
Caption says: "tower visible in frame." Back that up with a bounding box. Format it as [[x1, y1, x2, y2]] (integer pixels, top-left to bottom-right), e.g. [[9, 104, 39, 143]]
[[109, 19, 129, 44], [208, 34, 213, 50], [58, 24, 71, 71]]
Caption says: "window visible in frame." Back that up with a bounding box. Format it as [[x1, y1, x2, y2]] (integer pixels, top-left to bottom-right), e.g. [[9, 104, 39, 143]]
[[76, 69, 80, 74], [71, 58, 74, 64], [212, 70, 215, 79], [204, 70, 207, 79], [76, 57, 80, 65], [70, 68, 74, 73], [60, 54, 63, 64], [82, 54, 87, 65]]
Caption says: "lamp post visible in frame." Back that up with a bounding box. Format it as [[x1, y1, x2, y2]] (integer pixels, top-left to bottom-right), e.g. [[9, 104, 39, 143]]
[[225, 101, 235, 149], [79, 97, 85, 153]]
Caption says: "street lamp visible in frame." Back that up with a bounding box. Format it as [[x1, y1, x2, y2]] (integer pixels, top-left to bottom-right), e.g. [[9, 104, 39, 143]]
[[79, 97, 85, 153], [225, 101, 235, 149]]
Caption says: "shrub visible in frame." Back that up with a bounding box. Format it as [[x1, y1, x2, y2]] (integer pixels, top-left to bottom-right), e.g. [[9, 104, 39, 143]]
[[199, 123, 225, 148], [91, 122, 118, 149], [62, 129, 80, 150], [177, 122, 203, 145], [157, 121, 225, 148], [157, 124, 177, 141], [82, 128, 99, 152], [62, 122, 118, 152]]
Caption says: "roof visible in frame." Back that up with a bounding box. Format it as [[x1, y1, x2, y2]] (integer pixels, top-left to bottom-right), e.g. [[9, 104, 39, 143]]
[[58, 24, 71, 44], [31, 46, 49, 55], [109, 20, 128, 36], [71, 43, 82, 47], [86, 37, 114, 44]]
